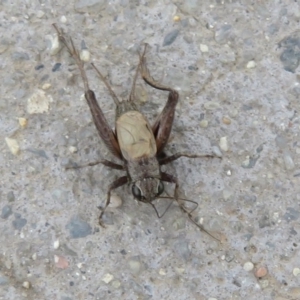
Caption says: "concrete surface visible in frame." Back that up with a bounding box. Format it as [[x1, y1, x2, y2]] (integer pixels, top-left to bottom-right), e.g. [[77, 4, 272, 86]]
[[1, 0, 300, 299]]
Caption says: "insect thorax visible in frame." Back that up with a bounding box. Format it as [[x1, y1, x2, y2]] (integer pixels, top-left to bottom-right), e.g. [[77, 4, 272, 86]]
[[126, 156, 161, 183]]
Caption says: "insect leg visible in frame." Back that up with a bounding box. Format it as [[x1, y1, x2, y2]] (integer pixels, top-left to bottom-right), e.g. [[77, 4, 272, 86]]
[[159, 152, 221, 166], [66, 159, 124, 170], [128, 51, 143, 102], [53, 24, 122, 159], [99, 176, 128, 227], [160, 172, 220, 241], [139, 45, 179, 154], [91, 63, 120, 105]]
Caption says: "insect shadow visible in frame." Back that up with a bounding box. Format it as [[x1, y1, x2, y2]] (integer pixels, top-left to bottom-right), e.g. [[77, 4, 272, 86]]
[[53, 24, 221, 241]]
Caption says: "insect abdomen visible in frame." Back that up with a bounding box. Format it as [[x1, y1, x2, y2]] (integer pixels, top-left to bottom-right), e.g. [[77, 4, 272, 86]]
[[116, 111, 157, 160]]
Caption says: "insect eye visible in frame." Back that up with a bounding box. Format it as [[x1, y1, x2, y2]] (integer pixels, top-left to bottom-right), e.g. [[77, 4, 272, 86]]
[[157, 181, 164, 196], [132, 184, 143, 200]]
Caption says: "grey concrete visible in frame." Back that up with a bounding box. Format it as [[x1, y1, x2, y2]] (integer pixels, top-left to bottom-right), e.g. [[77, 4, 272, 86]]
[[1, 1, 300, 299]]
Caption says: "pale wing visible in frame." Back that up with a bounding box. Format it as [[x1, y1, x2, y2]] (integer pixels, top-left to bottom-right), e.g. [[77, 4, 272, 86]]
[[116, 111, 157, 160]]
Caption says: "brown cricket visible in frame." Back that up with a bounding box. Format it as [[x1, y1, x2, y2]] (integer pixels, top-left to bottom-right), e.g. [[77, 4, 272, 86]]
[[53, 25, 220, 240]]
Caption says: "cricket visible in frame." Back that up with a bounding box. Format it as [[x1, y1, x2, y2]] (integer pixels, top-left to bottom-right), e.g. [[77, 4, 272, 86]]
[[53, 24, 220, 240]]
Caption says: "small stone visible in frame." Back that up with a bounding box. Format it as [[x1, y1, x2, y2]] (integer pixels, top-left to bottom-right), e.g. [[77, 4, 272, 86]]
[[69, 146, 78, 153], [80, 49, 90, 62], [27, 149, 48, 159], [32, 253, 37, 260], [36, 10, 45, 18], [109, 194, 122, 208], [102, 273, 114, 284], [159, 268, 166, 275], [7, 191, 15, 202], [5, 137, 20, 155], [22, 281, 31, 289], [174, 267, 185, 274], [128, 260, 141, 275], [120, 249, 127, 255], [35, 64, 44, 71], [53, 240, 60, 249], [241, 156, 251, 168], [200, 44, 209, 52], [60, 15, 67, 23], [219, 136, 229, 152], [1, 205, 12, 219], [204, 101, 220, 110], [246, 60, 256, 68], [293, 268, 300, 276], [66, 216, 92, 238], [54, 255, 69, 269], [163, 29, 180, 46], [200, 119, 208, 128], [222, 188, 233, 201], [12, 52, 29, 60], [52, 63, 61, 72], [42, 83, 51, 90], [206, 248, 213, 255], [173, 15, 180, 22], [243, 261, 254, 271], [18, 118, 27, 128], [12, 217, 27, 230], [47, 34, 61, 56], [222, 117, 231, 125], [211, 146, 222, 158], [255, 266, 268, 278], [272, 212, 280, 222], [279, 34, 300, 73], [27, 89, 51, 114], [260, 279, 269, 288]]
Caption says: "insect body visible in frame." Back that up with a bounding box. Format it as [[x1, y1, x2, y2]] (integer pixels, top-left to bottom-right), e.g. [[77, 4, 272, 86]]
[[53, 25, 219, 239]]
